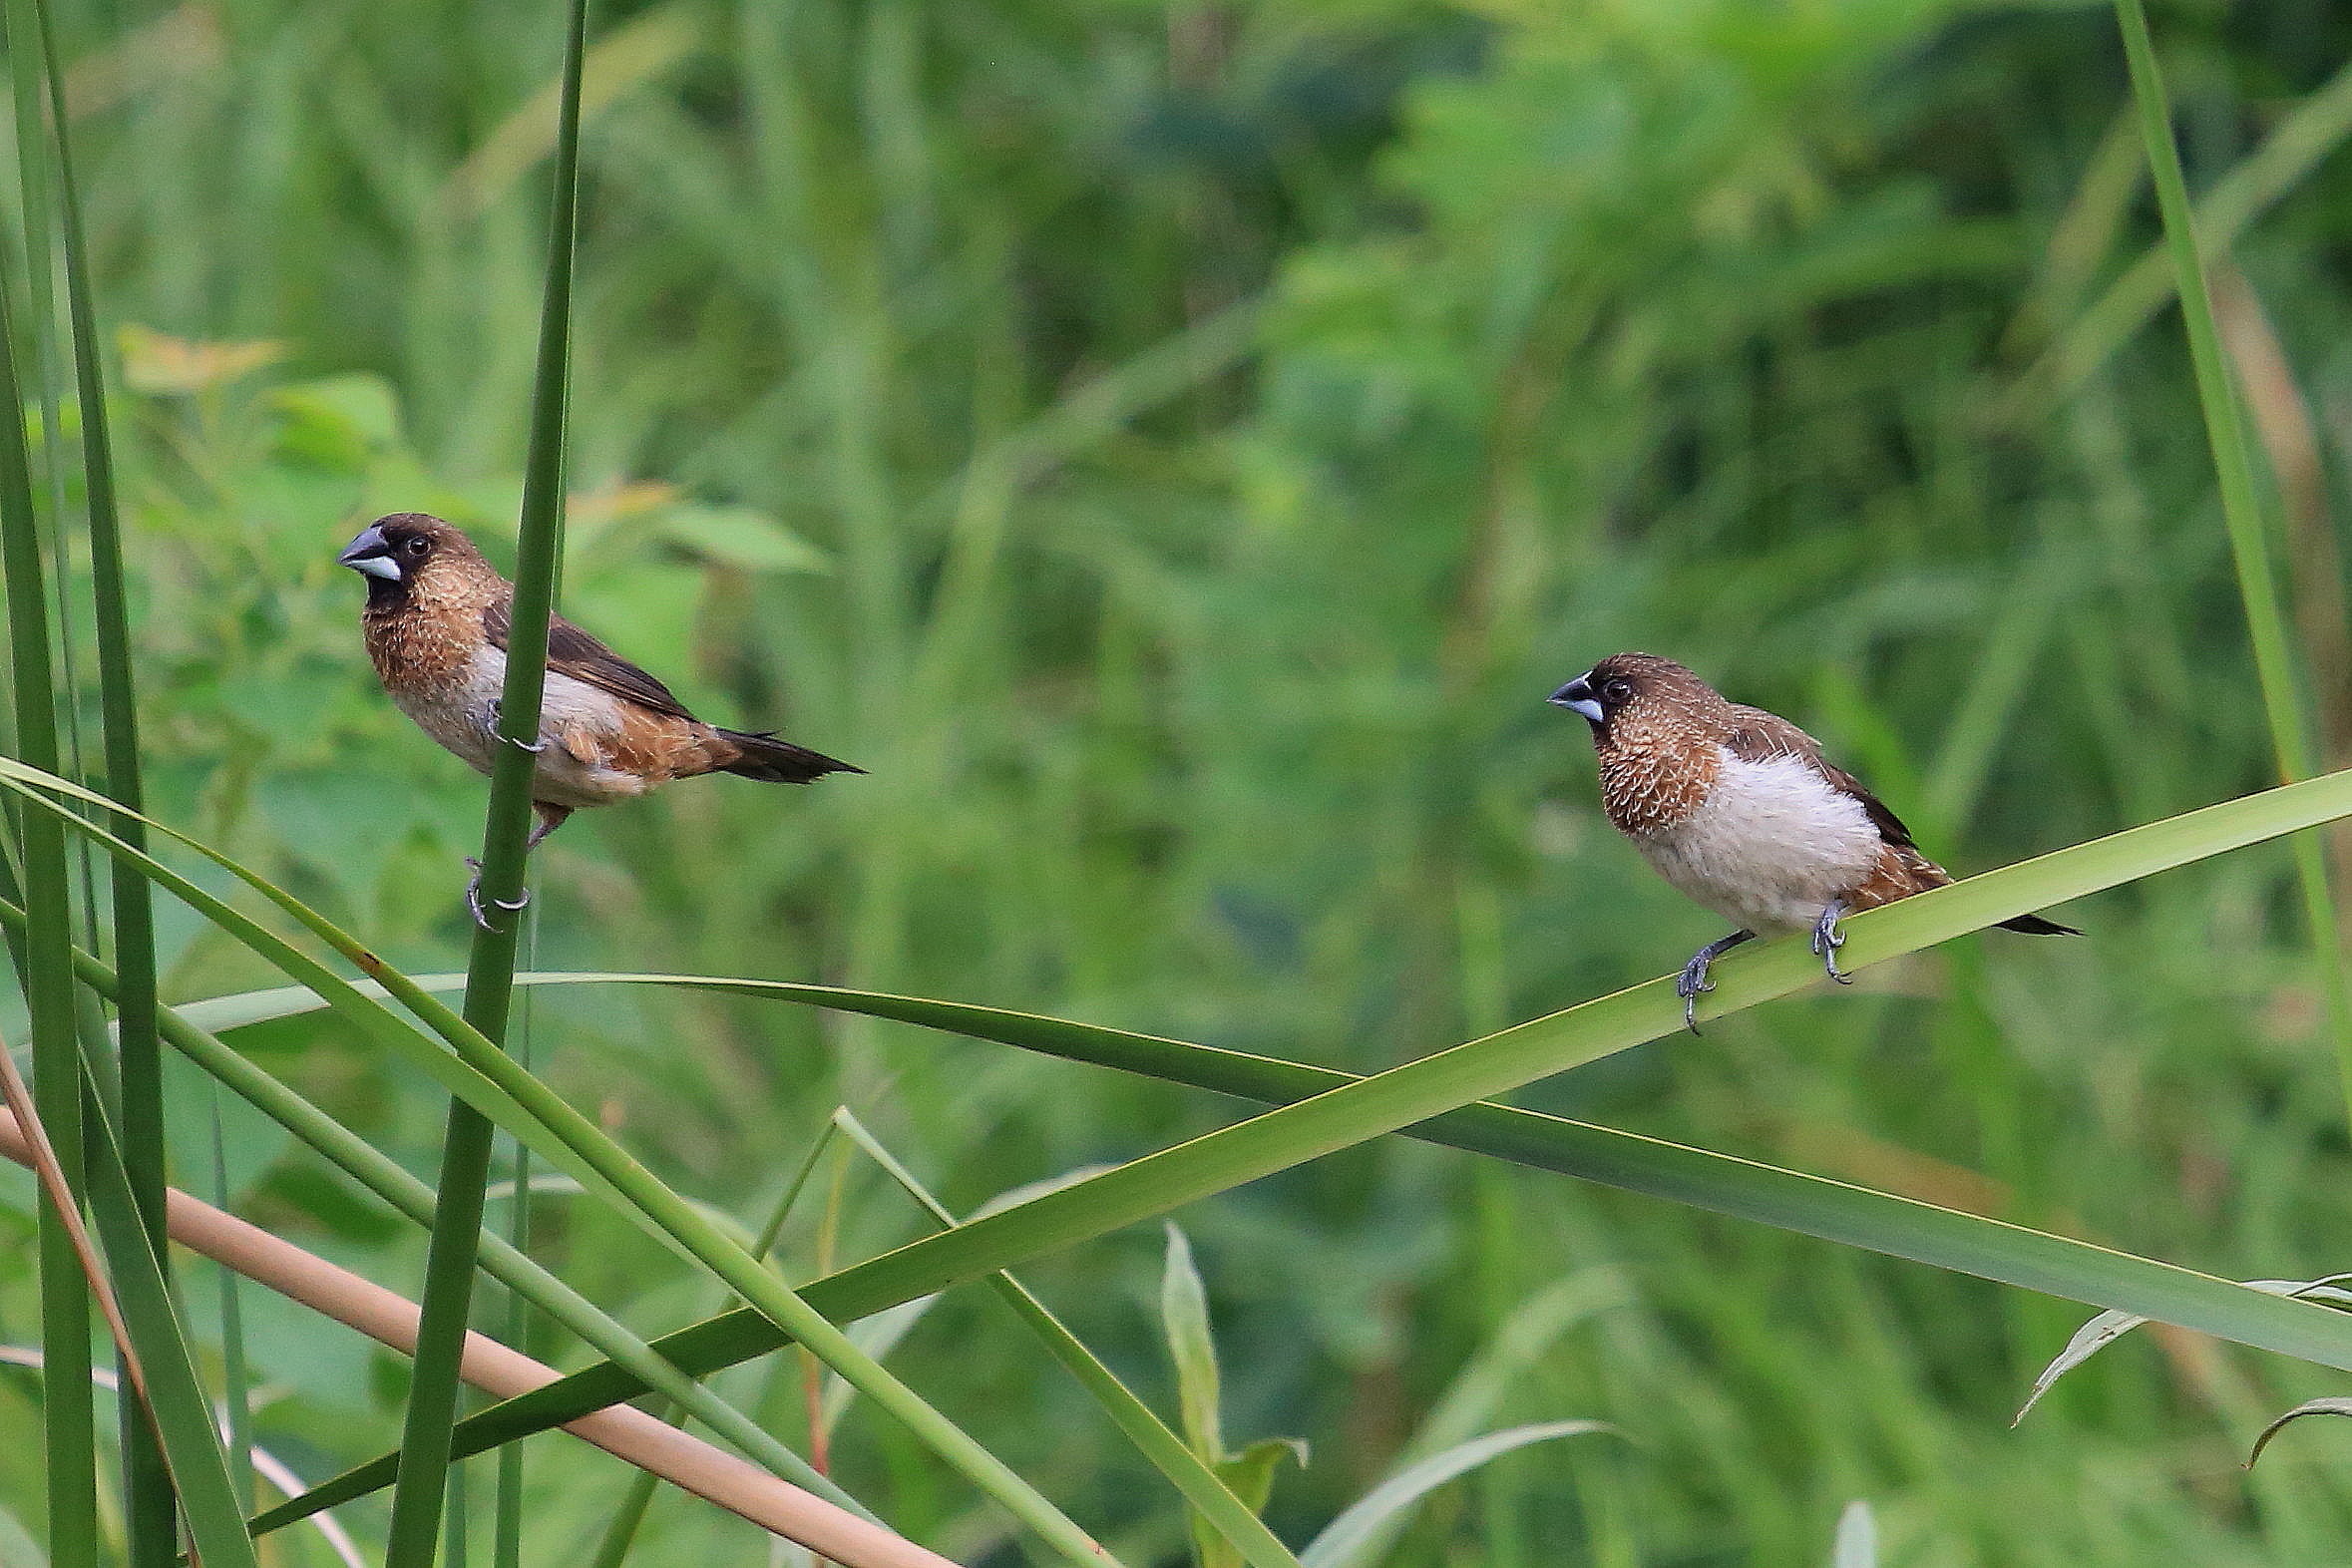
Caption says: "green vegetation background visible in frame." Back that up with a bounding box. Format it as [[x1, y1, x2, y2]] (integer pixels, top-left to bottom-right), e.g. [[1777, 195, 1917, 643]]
[[8, 0, 2352, 1560]]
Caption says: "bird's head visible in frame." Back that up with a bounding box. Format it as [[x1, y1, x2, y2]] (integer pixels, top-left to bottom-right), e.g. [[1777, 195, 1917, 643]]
[[1548, 652, 1718, 744], [337, 514, 487, 605]]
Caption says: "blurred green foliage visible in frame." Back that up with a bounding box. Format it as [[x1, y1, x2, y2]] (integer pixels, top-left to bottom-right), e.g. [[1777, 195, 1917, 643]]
[[13, 0, 2352, 1561]]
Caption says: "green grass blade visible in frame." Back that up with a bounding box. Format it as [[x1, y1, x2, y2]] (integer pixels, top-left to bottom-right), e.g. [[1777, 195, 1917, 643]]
[[201, 764, 2352, 1510], [2111, 0, 2352, 1126], [46, 759, 2352, 1532], [0, 144, 97, 1568], [28, 0, 173, 1550], [0, 889, 880, 1523], [836, 1112, 1306, 1568], [61, 1052, 258, 1568], [390, 0, 592, 1552], [0, 774, 1112, 1565], [1298, 1421, 1611, 1568]]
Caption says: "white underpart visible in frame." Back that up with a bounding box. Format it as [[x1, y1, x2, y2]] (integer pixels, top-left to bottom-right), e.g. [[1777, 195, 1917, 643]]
[[388, 644, 653, 808], [1634, 747, 1881, 934]]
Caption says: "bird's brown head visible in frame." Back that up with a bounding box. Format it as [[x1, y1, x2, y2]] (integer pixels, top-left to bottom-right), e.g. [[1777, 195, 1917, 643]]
[[337, 514, 491, 610], [1548, 652, 1728, 749]]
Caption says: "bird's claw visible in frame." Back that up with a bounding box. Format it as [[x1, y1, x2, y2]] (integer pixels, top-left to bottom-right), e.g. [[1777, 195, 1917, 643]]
[[1675, 956, 1715, 1035], [500, 734, 548, 755], [1810, 901, 1852, 984], [462, 857, 532, 933], [1673, 931, 1755, 1034]]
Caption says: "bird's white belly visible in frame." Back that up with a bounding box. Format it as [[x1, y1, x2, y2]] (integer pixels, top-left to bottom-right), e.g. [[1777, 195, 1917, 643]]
[[1634, 750, 1883, 933], [391, 646, 646, 807]]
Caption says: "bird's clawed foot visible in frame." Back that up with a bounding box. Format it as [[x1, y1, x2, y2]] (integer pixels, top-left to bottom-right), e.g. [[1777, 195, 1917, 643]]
[[463, 857, 532, 933], [500, 734, 548, 755], [1675, 930, 1757, 1033], [1810, 900, 1852, 984]]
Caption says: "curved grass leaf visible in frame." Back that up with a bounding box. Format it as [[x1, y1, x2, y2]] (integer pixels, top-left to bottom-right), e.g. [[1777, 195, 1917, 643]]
[[2015, 1274, 2352, 1426], [838, 1114, 1305, 1568], [0, 767, 1119, 1567], [35, 756, 2352, 1530], [2249, 1396, 2352, 1467], [0, 892, 880, 1521], [1298, 1422, 1611, 1568], [233, 957, 2352, 1532]]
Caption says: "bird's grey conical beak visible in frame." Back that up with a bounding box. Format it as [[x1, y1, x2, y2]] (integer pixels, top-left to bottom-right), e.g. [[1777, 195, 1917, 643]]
[[337, 525, 400, 580], [1548, 674, 1604, 724]]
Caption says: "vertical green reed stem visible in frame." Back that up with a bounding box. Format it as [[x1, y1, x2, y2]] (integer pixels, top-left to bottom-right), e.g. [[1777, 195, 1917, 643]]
[[382, 0, 589, 1560], [29, 0, 176, 1551], [2113, 0, 2352, 1128], [0, 164, 97, 1568]]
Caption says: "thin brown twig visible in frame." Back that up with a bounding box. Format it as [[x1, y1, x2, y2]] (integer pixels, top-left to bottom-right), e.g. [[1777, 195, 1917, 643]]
[[0, 1105, 961, 1568], [0, 1034, 159, 1435]]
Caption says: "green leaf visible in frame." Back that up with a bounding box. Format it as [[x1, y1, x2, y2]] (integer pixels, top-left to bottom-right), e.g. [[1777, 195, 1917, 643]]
[[835, 1114, 1306, 1568], [0, 891, 880, 1523], [2014, 1274, 2352, 1425], [1163, 1223, 1226, 1465], [1298, 1422, 1610, 1568], [2250, 1396, 2352, 1467], [1217, 1438, 1307, 1519], [0, 772, 1120, 1568]]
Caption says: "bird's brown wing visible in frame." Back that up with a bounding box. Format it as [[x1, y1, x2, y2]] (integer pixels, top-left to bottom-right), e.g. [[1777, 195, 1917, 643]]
[[1724, 704, 1916, 848], [483, 596, 695, 721]]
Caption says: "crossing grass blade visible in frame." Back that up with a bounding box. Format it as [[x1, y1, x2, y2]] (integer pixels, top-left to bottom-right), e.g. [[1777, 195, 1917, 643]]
[[0, 894, 888, 1523], [2110, 0, 2352, 1131], [178, 765, 2352, 1523], [834, 1110, 1307, 1568], [53, 1054, 261, 1568], [0, 130, 98, 1568], [0, 769, 1124, 1568], [388, 0, 593, 1556]]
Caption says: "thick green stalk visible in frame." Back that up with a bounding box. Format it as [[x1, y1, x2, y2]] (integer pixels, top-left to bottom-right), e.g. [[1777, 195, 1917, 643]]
[[0, 167, 96, 1568], [385, 0, 589, 1559], [29, 0, 174, 1551], [2112, 0, 2352, 1128]]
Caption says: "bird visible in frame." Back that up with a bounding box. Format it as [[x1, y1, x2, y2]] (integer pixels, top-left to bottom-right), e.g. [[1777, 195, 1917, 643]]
[[1548, 652, 2076, 1031], [339, 513, 860, 927]]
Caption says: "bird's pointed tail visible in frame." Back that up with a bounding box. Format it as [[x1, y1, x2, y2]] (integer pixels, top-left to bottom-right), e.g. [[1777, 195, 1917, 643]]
[[715, 729, 864, 784], [1997, 913, 2080, 936]]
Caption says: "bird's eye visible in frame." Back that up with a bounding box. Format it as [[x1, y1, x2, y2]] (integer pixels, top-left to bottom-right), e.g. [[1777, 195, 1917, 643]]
[[403, 537, 429, 558], [1604, 679, 1633, 704]]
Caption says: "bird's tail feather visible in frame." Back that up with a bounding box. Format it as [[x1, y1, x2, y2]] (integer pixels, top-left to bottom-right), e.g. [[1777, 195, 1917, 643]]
[[1997, 913, 2080, 937], [715, 729, 863, 784]]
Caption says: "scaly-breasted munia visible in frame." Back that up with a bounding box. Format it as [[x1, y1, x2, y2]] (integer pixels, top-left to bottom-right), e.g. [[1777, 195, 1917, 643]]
[[1550, 652, 2075, 1030], [340, 513, 859, 925]]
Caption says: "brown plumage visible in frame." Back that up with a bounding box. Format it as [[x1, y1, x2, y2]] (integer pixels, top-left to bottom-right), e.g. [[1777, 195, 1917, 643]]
[[340, 513, 859, 922], [1550, 651, 2075, 1030]]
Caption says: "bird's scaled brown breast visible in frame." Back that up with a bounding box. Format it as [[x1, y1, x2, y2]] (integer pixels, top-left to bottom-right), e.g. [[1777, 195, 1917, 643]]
[[1595, 695, 1727, 838], [360, 554, 504, 697]]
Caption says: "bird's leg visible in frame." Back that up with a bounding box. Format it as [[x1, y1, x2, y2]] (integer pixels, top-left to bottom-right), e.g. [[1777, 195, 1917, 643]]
[[460, 806, 570, 931], [1810, 899, 1853, 984], [1676, 930, 1756, 1034], [525, 802, 571, 852]]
